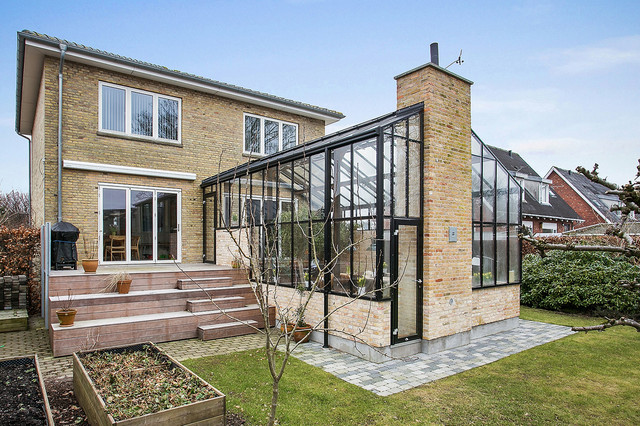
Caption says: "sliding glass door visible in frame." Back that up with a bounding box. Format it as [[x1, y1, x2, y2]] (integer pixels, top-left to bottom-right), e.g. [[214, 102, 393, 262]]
[[100, 185, 181, 263]]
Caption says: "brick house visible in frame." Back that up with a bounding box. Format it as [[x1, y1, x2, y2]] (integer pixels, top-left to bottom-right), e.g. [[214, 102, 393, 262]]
[[545, 167, 621, 229], [16, 32, 521, 358], [16, 30, 342, 264], [485, 143, 582, 235]]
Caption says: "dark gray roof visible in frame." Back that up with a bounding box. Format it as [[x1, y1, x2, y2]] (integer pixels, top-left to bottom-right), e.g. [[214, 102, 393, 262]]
[[551, 167, 620, 223], [16, 30, 344, 133], [487, 144, 539, 177], [486, 144, 581, 222], [521, 187, 582, 221]]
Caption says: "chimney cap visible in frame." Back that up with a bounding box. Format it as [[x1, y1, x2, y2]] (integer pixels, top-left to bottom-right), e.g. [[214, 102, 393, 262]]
[[430, 42, 439, 66]]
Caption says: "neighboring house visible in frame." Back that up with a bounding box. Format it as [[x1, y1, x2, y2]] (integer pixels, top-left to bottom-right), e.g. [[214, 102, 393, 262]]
[[484, 142, 583, 235], [545, 167, 622, 229], [17, 32, 521, 360]]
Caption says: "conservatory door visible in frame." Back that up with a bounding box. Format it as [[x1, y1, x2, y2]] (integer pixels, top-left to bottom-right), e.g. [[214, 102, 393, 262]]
[[391, 220, 422, 344], [100, 185, 181, 263]]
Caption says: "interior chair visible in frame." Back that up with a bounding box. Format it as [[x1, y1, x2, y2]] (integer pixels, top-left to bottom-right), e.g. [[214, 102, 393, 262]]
[[107, 235, 126, 261], [131, 236, 140, 260]]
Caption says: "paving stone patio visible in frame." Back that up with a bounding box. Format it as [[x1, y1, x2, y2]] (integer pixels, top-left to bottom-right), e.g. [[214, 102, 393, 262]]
[[0, 316, 573, 396], [291, 319, 574, 396]]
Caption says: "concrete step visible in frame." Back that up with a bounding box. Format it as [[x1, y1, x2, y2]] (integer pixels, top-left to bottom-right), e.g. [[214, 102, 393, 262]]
[[49, 305, 275, 357], [177, 277, 235, 290], [198, 320, 258, 340], [187, 296, 246, 313], [49, 285, 255, 323]]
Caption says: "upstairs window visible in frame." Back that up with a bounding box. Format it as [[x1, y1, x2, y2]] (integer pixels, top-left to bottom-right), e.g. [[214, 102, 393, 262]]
[[99, 82, 181, 143], [539, 183, 550, 204], [244, 113, 298, 155]]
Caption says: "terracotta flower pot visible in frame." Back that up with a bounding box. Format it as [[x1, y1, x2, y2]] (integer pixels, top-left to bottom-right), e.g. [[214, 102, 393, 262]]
[[82, 259, 98, 273], [117, 279, 132, 294], [280, 323, 312, 343], [56, 309, 77, 327]]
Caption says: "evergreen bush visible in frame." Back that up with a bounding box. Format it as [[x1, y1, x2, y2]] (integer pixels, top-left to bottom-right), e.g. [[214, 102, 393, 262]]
[[521, 251, 640, 317]]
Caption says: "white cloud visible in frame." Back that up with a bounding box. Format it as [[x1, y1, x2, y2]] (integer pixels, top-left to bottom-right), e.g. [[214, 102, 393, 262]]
[[541, 35, 640, 74]]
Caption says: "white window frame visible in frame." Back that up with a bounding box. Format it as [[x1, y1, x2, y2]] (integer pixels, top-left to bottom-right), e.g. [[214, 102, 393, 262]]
[[98, 183, 182, 264], [98, 81, 182, 144], [539, 183, 550, 205], [541, 222, 558, 234], [243, 112, 298, 155]]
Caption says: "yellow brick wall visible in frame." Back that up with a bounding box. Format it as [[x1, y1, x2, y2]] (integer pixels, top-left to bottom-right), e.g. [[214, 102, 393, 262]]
[[273, 285, 391, 348], [396, 65, 474, 340], [472, 285, 520, 327], [38, 56, 325, 262], [30, 69, 46, 226]]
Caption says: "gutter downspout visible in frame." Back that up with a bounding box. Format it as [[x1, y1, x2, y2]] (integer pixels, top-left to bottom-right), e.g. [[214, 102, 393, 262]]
[[57, 43, 67, 223], [17, 133, 32, 222]]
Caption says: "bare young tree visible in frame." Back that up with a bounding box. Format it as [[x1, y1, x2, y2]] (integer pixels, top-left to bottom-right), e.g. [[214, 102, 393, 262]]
[[177, 152, 406, 425], [521, 160, 640, 332], [0, 190, 30, 228]]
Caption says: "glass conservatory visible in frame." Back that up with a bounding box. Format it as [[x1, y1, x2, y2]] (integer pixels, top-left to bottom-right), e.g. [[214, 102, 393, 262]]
[[471, 131, 522, 288], [201, 104, 521, 345]]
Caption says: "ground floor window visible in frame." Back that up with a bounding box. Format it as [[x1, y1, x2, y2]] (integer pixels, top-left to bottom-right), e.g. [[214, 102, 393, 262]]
[[99, 184, 181, 263]]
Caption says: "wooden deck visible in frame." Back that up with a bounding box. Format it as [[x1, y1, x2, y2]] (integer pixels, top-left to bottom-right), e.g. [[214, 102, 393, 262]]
[[48, 265, 274, 356]]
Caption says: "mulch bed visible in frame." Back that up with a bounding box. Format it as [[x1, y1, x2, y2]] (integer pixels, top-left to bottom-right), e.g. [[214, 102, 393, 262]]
[[45, 376, 88, 425], [0, 359, 48, 425]]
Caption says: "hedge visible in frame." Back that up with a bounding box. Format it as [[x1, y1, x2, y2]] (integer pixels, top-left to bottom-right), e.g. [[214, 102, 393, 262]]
[[522, 234, 640, 257], [0, 226, 40, 314], [521, 251, 640, 317]]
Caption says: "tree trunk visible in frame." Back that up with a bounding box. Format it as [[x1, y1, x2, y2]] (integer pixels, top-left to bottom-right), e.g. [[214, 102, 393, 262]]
[[268, 378, 280, 426]]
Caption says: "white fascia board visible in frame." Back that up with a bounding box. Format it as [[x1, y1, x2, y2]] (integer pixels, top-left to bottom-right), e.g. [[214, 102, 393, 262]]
[[26, 40, 341, 125], [522, 213, 584, 222], [63, 160, 196, 181], [545, 167, 610, 223]]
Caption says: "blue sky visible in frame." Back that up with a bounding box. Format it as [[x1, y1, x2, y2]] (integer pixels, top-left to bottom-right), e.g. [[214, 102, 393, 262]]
[[1, 0, 639, 192]]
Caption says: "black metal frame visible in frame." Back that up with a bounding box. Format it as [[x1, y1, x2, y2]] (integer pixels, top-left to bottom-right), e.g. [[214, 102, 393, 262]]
[[203, 189, 217, 264], [202, 103, 425, 347], [471, 131, 522, 289]]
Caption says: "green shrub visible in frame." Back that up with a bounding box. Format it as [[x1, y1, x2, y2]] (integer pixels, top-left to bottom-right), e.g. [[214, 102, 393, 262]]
[[521, 251, 640, 317]]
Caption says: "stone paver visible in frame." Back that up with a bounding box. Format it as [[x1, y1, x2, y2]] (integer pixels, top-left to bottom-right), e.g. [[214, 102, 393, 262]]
[[0, 316, 265, 378], [291, 319, 574, 396], [1, 316, 573, 396]]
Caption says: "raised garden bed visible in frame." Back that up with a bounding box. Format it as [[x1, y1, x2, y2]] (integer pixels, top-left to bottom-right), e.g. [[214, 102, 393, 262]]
[[0, 354, 54, 425], [73, 342, 225, 425]]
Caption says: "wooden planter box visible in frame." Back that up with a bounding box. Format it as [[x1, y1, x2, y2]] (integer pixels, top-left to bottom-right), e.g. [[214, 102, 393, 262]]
[[0, 354, 54, 425], [73, 343, 225, 425]]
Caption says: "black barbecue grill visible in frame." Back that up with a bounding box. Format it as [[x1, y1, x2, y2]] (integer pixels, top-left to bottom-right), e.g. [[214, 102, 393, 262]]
[[51, 221, 79, 270]]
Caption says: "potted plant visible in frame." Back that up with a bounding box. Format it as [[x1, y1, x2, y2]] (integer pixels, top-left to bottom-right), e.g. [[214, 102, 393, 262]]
[[56, 289, 77, 327], [280, 305, 312, 343], [231, 255, 241, 269], [356, 275, 367, 296], [102, 271, 132, 294], [81, 234, 99, 273]]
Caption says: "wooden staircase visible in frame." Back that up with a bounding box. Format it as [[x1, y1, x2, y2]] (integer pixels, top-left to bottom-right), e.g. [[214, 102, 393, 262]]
[[48, 267, 274, 357]]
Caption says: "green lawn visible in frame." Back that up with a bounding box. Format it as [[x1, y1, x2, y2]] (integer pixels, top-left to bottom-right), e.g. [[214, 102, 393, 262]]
[[184, 307, 640, 425]]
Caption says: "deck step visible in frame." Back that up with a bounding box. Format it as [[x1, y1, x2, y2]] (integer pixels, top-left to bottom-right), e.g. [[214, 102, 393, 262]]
[[177, 277, 236, 290], [50, 305, 275, 357], [187, 296, 245, 312], [48, 285, 255, 323], [198, 320, 258, 340]]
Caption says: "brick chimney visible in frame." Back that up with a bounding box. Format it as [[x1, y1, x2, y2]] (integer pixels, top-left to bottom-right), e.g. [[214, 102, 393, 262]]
[[395, 45, 474, 349]]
